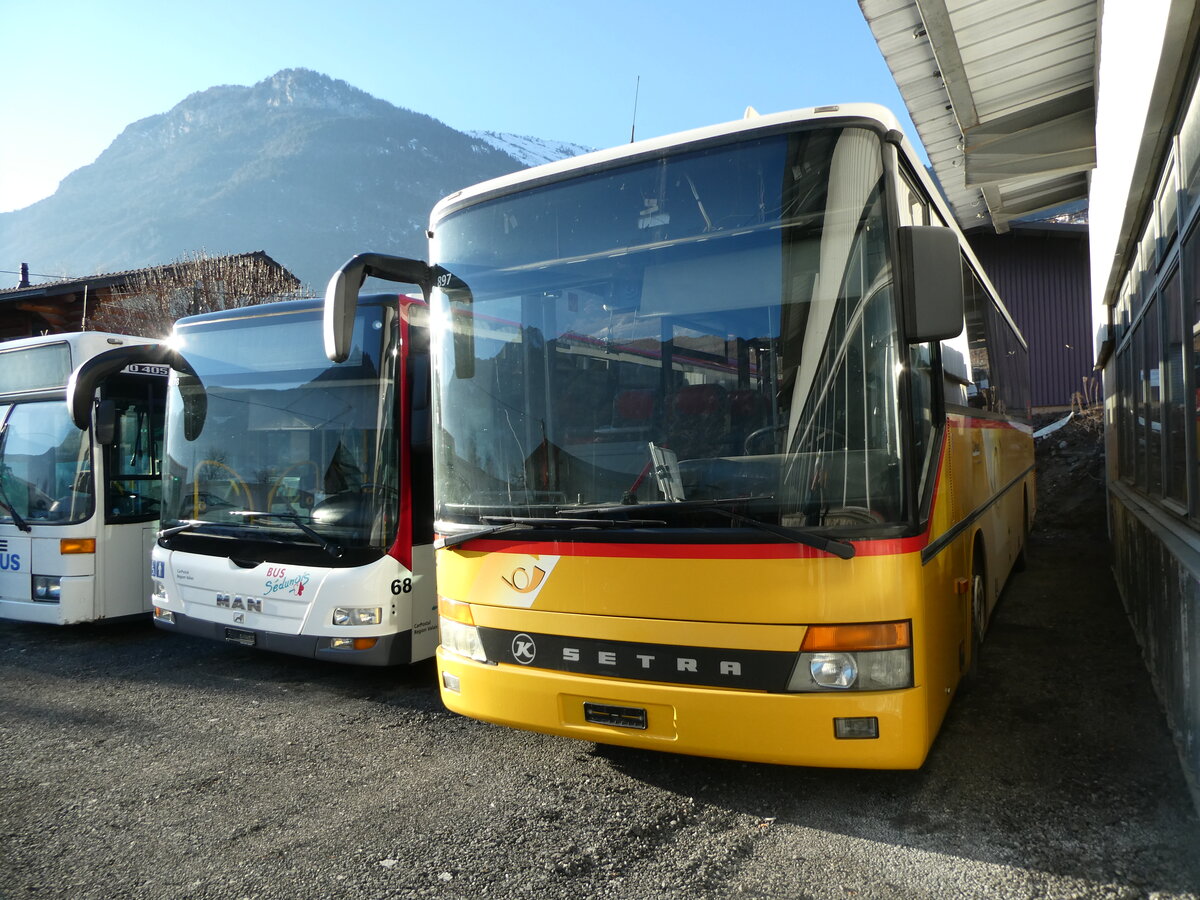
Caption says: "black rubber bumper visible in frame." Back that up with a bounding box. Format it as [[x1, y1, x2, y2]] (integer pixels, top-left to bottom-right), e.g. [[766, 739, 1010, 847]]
[[153, 610, 412, 666]]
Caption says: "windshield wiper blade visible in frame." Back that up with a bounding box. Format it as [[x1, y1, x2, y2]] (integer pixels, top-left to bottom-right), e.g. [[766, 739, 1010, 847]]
[[159, 520, 203, 538], [568, 497, 855, 559], [436, 520, 527, 550], [0, 411, 31, 532], [570, 496, 774, 516], [436, 514, 669, 550], [499, 515, 667, 527], [227, 511, 344, 559], [0, 495, 31, 533], [706, 507, 855, 560]]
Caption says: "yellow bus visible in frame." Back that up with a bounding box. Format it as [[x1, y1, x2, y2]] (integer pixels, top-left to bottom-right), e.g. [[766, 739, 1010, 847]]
[[326, 103, 1034, 768]]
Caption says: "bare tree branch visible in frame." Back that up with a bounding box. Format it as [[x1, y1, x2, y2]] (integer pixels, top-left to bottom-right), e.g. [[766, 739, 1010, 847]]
[[85, 251, 307, 337]]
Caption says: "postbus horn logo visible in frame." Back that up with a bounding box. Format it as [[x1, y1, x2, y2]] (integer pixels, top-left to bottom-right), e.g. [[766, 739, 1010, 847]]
[[502, 565, 546, 594]]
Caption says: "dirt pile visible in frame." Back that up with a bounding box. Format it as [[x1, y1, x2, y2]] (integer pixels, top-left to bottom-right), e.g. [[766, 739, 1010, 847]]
[[1031, 408, 1107, 540]]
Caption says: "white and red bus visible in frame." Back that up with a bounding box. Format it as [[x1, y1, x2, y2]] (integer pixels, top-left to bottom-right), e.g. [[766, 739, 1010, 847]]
[[68, 294, 435, 664]]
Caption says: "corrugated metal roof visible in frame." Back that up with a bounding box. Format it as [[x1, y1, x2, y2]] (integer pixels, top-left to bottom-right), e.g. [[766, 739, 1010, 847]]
[[860, 0, 1097, 232]]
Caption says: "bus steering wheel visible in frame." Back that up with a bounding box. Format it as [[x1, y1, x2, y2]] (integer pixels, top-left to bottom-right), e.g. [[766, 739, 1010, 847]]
[[192, 460, 251, 516]]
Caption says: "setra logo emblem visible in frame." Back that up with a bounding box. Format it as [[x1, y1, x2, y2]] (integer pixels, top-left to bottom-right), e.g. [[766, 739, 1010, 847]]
[[511, 633, 537, 665]]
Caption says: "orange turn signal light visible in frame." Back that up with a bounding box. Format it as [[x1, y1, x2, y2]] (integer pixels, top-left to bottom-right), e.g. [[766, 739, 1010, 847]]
[[438, 596, 475, 625], [60, 538, 96, 555], [800, 621, 912, 652]]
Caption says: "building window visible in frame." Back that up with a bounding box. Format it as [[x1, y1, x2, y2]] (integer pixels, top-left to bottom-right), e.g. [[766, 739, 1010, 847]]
[[1118, 345, 1135, 480], [1163, 269, 1186, 504], [1142, 297, 1163, 495], [1181, 80, 1200, 211], [1158, 155, 1180, 252]]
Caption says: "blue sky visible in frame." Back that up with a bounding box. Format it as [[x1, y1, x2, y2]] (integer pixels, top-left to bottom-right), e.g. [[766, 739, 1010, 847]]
[[0, 0, 917, 214]]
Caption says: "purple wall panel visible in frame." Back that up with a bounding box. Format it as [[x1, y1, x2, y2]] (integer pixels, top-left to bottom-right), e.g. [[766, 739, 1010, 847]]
[[967, 228, 1093, 409]]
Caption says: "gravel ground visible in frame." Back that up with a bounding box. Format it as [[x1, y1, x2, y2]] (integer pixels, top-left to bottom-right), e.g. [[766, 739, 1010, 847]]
[[1, 415, 1197, 899]]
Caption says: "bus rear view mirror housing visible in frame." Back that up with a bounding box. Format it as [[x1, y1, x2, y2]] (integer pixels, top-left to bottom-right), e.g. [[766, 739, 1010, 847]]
[[325, 252, 475, 378], [67, 343, 206, 441], [898, 225, 964, 343], [93, 399, 117, 445]]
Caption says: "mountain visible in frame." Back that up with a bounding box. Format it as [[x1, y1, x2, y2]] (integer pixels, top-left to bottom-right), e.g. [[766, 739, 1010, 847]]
[[469, 131, 593, 168], [0, 69, 592, 290]]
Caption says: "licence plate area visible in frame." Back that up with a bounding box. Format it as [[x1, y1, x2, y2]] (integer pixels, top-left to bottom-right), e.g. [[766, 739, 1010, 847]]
[[559, 693, 676, 740], [584, 702, 647, 730], [224, 627, 257, 646]]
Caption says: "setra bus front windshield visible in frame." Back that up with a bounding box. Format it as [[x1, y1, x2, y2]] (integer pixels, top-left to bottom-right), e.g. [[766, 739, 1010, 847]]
[[431, 124, 929, 538], [160, 302, 399, 555]]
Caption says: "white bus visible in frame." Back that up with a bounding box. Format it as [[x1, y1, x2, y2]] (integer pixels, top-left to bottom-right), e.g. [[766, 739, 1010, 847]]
[[67, 294, 436, 665], [0, 332, 166, 624]]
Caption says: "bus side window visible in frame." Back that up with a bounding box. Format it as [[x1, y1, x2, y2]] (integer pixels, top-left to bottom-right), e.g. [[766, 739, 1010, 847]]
[[104, 382, 164, 523], [898, 171, 929, 227], [963, 261, 994, 410]]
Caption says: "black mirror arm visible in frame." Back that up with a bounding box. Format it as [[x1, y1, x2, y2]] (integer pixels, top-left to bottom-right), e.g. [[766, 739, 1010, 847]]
[[66, 343, 177, 431], [324, 253, 474, 365]]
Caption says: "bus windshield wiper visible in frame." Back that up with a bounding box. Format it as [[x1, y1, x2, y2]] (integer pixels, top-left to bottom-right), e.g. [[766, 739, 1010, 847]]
[[0, 494, 30, 533], [570, 496, 774, 515], [436, 514, 668, 550], [0, 413, 31, 532], [159, 520, 199, 538], [570, 497, 855, 560], [436, 520, 528, 550], [227, 511, 344, 559], [705, 507, 855, 560]]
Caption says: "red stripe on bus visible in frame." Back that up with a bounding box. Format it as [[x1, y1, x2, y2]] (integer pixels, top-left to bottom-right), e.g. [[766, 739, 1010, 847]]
[[442, 534, 931, 559]]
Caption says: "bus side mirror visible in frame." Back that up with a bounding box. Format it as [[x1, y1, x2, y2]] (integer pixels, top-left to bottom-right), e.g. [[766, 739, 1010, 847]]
[[898, 225, 964, 343], [324, 253, 439, 363], [66, 342, 204, 439], [93, 400, 117, 445], [66, 344, 171, 431], [449, 298, 475, 381], [409, 352, 432, 453], [324, 253, 477, 379]]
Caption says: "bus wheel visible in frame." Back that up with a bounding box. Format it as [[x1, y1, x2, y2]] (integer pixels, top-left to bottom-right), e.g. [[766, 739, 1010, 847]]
[[966, 554, 987, 680]]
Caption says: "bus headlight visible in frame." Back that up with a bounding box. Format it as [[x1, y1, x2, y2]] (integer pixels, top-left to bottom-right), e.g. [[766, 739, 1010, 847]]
[[787, 621, 913, 692], [808, 652, 858, 688], [151, 581, 168, 605], [332, 607, 382, 626], [32, 576, 61, 602], [438, 597, 489, 663]]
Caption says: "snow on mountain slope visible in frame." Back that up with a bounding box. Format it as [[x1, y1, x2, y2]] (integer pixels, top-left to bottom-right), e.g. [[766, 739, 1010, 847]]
[[470, 131, 594, 168]]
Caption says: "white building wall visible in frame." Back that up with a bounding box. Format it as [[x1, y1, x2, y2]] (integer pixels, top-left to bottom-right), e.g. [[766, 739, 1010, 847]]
[[1089, 0, 1171, 321]]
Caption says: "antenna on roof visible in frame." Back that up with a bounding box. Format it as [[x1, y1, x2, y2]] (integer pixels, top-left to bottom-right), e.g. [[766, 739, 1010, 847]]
[[630, 75, 641, 143]]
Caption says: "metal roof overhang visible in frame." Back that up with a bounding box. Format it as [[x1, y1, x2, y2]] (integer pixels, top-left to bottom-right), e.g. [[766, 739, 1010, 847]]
[[860, 0, 1097, 233]]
